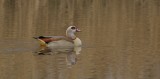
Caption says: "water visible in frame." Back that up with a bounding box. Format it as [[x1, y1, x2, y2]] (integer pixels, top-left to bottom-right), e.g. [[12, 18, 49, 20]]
[[0, 0, 160, 79]]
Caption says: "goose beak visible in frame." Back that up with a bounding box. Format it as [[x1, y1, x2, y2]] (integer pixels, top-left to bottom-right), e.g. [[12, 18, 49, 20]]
[[76, 28, 81, 32]]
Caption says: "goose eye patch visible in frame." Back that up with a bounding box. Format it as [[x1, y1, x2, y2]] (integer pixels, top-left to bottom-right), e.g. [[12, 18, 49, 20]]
[[71, 27, 76, 29]]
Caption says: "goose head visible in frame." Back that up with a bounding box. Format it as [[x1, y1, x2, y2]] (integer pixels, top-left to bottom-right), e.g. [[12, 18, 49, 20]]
[[66, 26, 81, 39]]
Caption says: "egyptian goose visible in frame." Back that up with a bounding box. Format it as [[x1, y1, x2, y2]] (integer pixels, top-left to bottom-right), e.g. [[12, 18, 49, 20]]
[[34, 26, 82, 49]]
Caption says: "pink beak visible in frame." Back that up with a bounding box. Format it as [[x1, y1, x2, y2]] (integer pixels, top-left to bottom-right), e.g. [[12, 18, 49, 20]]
[[76, 28, 81, 32]]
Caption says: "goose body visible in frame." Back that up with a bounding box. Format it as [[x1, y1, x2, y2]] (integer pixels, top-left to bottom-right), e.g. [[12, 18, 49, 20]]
[[34, 26, 82, 49]]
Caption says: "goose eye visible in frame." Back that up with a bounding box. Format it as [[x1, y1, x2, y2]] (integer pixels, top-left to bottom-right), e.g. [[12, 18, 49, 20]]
[[71, 27, 76, 29]]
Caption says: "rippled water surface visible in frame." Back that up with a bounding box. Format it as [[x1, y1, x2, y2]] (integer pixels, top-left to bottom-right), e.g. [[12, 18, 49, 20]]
[[0, 0, 160, 79]]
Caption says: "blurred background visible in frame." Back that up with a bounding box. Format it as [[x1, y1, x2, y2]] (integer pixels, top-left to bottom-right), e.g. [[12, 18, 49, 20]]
[[0, 0, 160, 79]]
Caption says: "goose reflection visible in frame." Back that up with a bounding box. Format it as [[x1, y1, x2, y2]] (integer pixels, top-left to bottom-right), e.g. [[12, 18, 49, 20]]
[[34, 46, 82, 66]]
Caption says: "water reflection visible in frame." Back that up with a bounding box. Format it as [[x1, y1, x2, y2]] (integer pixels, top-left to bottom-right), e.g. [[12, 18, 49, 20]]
[[34, 46, 82, 67]]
